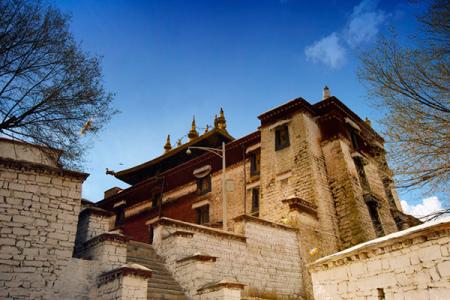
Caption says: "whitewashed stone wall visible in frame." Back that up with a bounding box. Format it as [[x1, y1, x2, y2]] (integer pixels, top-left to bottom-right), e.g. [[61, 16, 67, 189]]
[[0, 155, 87, 299], [97, 272, 149, 300], [0, 139, 152, 300], [309, 218, 450, 300], [153, 216, 303, 299], [74, 208, 114, 255], [81, 234, 128, 268]]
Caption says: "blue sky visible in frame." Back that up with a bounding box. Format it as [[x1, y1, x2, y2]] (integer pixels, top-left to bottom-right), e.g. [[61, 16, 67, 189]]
[[50, 0, 435, 211]]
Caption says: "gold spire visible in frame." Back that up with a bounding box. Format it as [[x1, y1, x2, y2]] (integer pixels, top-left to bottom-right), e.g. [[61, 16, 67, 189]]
[[204, 124, 209, 134], [188, 116, 199, 141], [216, 108, 226, 130], [365, 117, 372, 127], [164, 134, 172, 153], [214, 115, 218, 128], [176, 139, 182, 147]]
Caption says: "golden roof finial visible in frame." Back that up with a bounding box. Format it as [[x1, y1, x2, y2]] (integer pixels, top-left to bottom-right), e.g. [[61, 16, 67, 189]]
[[188, 116, 199, 141], [216, 108, 226, 130], [365, 117, 372, 127], [204, 124, 209, 134], [164, 134, 172, 153], [214, 115, 218, 128], [176, 139, 182, 147]]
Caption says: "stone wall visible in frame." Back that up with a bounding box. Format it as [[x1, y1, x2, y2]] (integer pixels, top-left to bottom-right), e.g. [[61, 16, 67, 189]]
[[0, 153, 88, 299], [309, 218, 450, 299], [0, 139, 150, 300], [322, 138, 398, 249], [96, 266, 151, 300], [74, 207, 114, 254], [152, 216, 303, 299]]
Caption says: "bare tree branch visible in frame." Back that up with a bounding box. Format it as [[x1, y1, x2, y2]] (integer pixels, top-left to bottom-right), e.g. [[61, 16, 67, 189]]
[[358, 0, 450, 195], [0, 0, 116, 169]]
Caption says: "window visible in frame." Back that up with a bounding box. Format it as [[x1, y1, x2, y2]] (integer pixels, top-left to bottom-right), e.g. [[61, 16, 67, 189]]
[[367, 201, 384, 237], [275, 125, 290, 151], [393, 216, 403, 231], [197, 175, 211, 195], [251, 188, 260, 215], [353, 156, 370, 192], [195, 205, 209, 225], [377, 288, 385, 300], [151, 193, 159, 208], [350, 130, 360, 150], [114, 206, 125, 227], [250, 152, 260, 176], [383, 179, 397, 208]]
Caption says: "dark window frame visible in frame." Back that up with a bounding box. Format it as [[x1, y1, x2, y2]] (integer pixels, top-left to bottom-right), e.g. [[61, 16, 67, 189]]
[[353, 157, 370, 192], [251, 188, 260, 214], [196, 175, 212, 195], [195, 204, 210, 225], [275, 124, 290, 151], [249, 151, 261, 176], [367, 201, 384, 237], [114, 205, 125, 227]]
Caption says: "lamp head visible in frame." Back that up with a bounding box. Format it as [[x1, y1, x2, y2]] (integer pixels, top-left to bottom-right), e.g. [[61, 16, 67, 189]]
[[186, 148, 192, 155]]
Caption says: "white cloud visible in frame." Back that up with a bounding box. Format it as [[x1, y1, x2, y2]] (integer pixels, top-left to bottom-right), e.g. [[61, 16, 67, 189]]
[[304, 33, 346, 69], [304, 0, 387, 68], [401, 196, 445, 220], [345, 0, 387, 47]]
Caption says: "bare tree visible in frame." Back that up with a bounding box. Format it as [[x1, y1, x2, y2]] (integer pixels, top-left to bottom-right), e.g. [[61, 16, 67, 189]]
[[358, 0, 449, 195], [0, 0, 115, 168]]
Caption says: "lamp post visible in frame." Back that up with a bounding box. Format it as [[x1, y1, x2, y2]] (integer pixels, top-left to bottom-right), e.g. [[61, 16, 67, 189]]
[[187, 142, 227, 231]]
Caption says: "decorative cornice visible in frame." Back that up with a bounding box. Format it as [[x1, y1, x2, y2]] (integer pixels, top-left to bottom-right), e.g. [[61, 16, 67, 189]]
[[83, 233, 128, 250], [0, 157, 89, 181], [97, 265, 152, 287], [153, 217, 246, 242], [233, 214, 298, 232], [281, 197, 318, 217], [258, 98, 314, 125]]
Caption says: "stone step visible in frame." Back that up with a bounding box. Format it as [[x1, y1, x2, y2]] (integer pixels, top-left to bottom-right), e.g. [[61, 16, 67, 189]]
[[150, 273, 180, 282], [126, 241, 188, 300], [149, 277, 183, 287], [147, 292, 188, 300], [127, 261, 169, 273], [127, 256, 167, 267], [147, 287, 186, 295], [148, 281, 184, 291]]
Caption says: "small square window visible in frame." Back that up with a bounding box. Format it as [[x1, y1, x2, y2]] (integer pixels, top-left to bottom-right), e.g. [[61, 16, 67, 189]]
[[250, 152, 260, 176], [251, 188, 260, 214], [275, 125, 290, 151], [195, 205, 209, 225], [197, 175, 211, 195]]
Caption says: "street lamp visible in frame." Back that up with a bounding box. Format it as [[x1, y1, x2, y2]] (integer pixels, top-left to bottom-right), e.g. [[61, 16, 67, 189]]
[[186, 141, 227, 231]]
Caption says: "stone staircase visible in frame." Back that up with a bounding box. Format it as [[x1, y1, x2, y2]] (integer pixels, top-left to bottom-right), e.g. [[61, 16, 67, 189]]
[[127, 240, 188, 300]]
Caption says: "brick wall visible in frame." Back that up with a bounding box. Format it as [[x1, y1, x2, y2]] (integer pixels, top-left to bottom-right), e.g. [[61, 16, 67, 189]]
[[309, 218, 450, 299]]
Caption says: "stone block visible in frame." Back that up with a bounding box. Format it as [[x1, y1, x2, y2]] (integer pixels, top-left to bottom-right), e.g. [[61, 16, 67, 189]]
[[390, 254, 410, 269], [436, 260, 450, 277], [416, 244, 442, 263], [349, 261, 366, 277], [12, 215, 34, 224]]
